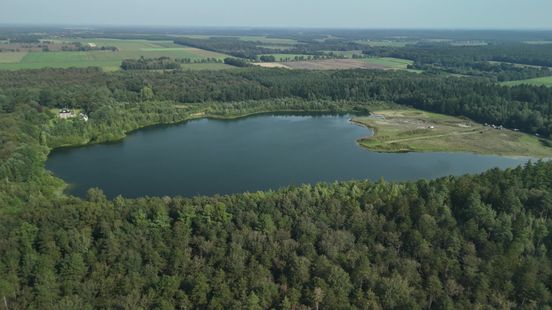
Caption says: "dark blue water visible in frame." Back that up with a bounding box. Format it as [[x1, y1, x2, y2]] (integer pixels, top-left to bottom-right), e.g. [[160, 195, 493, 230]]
[[46, 114, 530, 198]]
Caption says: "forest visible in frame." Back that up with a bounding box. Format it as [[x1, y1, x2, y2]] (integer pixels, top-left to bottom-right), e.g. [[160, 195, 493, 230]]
[[363, 43, 552, 81], [1, 96, 552, 308], [1, 59, 552, 308], [1, 67, 552, 136], [121, 57, 223, 71]]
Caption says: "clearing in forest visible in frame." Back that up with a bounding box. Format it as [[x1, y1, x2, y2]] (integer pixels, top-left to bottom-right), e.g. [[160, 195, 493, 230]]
[[354, 109, 552, 157]]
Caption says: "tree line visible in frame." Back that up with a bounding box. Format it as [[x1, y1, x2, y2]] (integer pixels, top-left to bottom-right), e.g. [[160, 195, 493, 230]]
[[363, 43, 552, 81], [121, 57, 223, 70], [2, 67, 551, 137]]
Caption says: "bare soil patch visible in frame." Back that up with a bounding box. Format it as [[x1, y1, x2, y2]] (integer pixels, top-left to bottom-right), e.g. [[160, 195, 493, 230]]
[[253, 62, 291, 68], [283, 59, 388, 70]]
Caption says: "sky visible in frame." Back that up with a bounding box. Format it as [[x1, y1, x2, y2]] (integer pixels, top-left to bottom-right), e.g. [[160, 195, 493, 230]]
[[2, 0, 552, 29]]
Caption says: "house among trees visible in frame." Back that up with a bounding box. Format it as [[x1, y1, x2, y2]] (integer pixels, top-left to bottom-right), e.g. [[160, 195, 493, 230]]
[[58, 108, 74, 119], [86, 42, 97, 48]]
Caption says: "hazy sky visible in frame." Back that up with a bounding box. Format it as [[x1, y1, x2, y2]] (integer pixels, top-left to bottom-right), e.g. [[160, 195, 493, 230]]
[[2, 0, 552, 29]]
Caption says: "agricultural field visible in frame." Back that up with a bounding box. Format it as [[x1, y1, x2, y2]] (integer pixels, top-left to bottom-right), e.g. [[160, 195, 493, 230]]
[[360, 57, 414, 69], [501, 76, 552, 87], [450, 40, 488, 46], [179, 35, 298, 45], [354, 109, 552, 157], [253, 62, 291, 68], [257, 45, 295, 50], [279, 59, 391, 70], [0, 38, 230, 70], [256, 57, 416, 71], [524, 41, 552, 45], [355, 40, 413, 47], [0, 51, 27, 63]]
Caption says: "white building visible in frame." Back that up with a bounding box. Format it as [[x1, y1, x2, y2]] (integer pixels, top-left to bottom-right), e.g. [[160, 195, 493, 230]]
[[59, 108, 74, 119]]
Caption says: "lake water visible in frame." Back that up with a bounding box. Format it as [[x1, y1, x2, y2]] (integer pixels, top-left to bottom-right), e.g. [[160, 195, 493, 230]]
[[46, 114, 530, 198]]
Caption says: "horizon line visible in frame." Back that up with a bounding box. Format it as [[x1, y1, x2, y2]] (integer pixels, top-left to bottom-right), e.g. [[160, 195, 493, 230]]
[[1, 23, 552, 32]]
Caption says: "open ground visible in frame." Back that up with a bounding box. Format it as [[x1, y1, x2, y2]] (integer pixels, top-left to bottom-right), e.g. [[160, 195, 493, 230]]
[[354, 109, 552, 157], [256, 57, 414, 70]]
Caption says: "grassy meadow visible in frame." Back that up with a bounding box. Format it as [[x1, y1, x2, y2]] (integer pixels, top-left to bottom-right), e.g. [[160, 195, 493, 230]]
[[178, 35, 298, 45], [354, 109, 552, 157], [360, 57, 414, 69], [501, 76, 552, 87]]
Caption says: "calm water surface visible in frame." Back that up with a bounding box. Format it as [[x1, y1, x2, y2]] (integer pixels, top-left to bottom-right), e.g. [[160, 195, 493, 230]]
[[46, 114, 530, 198]]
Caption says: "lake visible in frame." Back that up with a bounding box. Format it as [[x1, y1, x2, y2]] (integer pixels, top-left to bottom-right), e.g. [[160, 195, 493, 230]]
[[46, 114, 531, 198]]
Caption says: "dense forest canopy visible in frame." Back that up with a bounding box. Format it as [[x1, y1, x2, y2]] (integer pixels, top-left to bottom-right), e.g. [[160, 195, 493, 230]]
[[1, 94, 552, 308], [363, 43, 552, 81], [1, 68, 552, 136]]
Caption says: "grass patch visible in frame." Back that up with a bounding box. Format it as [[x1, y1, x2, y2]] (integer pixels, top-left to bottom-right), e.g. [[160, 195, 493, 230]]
[[355, 40, 412, 47], [355, 108, 552, 157], [524, 41, 552, 45], [501, 76, 552, 87], [360, 57, 414, 69], [178, 35, 298, 45], [0, 51, 28, 63]]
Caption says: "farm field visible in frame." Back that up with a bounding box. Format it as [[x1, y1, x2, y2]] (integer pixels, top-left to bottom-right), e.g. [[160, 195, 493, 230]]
[[501, 76, 552, 87], [354, 109, 552, 157], [524, 41, 552, 45], [0, 51, 27, 63], [355, 40, 413, 47], [0, 38, 230, 70], [360, 57, 414, 69], [257, 57, 415, 71], [253, 62, 291, 68], [179, 35, 298, 45], [280, 59, 389, 70]]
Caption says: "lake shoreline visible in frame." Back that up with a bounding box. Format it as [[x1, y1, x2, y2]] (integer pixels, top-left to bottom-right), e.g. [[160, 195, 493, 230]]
[[47, 113, 532, 199], [351, 109, 552, 158]]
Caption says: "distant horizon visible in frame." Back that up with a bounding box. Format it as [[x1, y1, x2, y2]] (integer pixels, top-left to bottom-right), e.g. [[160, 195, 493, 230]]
[[2, 0, 552, 30], [2, 23, 552, 32]]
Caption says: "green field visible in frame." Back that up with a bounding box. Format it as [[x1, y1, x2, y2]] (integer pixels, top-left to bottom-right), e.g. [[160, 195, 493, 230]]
[[0, 38, 230, 70], [501, 76, 552, 87], [236, 36, 298, 45], [524, 41, 552, 45], [361, 57, 414, 69], [0, 52, 28, 63], [179, 35, 298, 45], [260, 53, 315, 61], [63, 38, 181, 50], [355, 40, 413, 47], [355, 109, 552, 157]]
